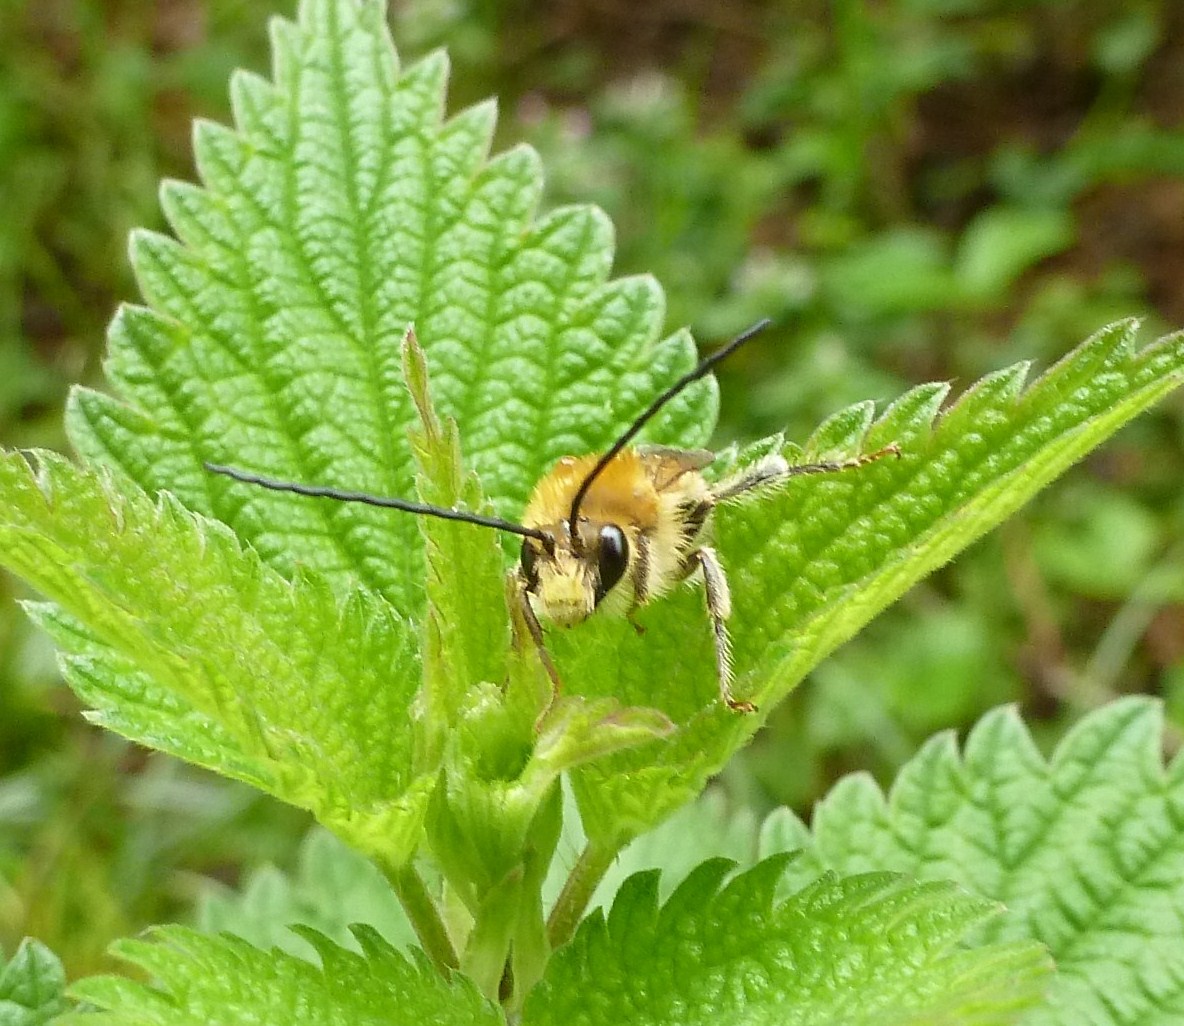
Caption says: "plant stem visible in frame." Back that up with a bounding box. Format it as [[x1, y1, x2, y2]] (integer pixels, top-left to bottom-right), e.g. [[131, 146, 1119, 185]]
[[545, 839, 620, 950], [386, 861, 459, 974], [509, 835, 554, 1014], [462, 872, 523, 1001]]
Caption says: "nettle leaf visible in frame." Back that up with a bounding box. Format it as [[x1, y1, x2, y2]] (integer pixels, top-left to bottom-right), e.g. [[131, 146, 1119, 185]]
[[0, 451, 432, 866], [63, 926, 502, 1026], [65, 0, 710, 620], [401, 329, 513, 737], [566, 319, 1184, 847], [43, 0, 710, 858], [763, 698, 1184, 1026], [525, 858, 1051, 1026], [0, 939, 69, 1026]]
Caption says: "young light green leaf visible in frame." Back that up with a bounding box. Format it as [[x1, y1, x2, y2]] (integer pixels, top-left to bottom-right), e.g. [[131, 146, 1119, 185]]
[[525, 858, 1051, 1026], [762, 698, 1184, 1026], [0, 451, 432, 868], [565, 319, 1184, 849], [0, 939, 69, 1026], [400, 327, 515, 751], [65, 0, 712, 619], [62, 926, 503, 1026]]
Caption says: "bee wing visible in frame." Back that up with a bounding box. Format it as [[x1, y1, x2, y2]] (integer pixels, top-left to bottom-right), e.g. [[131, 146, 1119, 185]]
[[635, 445, 715, 491]]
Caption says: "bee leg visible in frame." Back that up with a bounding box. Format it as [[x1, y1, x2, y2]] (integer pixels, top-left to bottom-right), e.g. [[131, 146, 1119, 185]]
[[626, 606, 647, 636], [690, 546, 756, 713], [508, 570, 563, 708], [711, 454, 791, 501], [712, 443, 901, 502], [627, 530, 653, 636]]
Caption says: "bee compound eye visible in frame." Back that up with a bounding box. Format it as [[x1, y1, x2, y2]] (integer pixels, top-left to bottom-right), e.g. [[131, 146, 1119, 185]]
[[520, 537, 539, 585], [595, 525, 630, 603]]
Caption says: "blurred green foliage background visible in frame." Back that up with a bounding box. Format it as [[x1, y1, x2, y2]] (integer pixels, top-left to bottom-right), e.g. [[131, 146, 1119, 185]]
[[2, 0, 1183, 978]]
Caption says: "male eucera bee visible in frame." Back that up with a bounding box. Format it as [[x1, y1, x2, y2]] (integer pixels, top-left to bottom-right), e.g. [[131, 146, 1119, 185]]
[[206, 319, 897, 713]]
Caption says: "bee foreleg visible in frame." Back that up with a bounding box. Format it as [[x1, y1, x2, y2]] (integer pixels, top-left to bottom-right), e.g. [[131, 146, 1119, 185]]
[[690, 547, 756, 713], [509, 570, 563, 702], [627, 530, 653, 636]]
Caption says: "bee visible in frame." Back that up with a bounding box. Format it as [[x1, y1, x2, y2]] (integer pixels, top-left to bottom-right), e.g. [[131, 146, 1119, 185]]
[[206, 319, 897, 713]]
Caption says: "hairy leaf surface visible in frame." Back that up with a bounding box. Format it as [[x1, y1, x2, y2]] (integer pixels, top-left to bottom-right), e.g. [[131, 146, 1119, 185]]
[[763, 698, 1184, 1026], [0, 451, 430, 865], [526, 858, 1051, 1025], [66, 0, 709, 618], [64, 926, 501, 1026]]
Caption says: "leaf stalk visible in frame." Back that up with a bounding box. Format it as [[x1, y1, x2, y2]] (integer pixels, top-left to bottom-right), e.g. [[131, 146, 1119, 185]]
[[546, 839, 621, 950], [384, 861, 459, 974]]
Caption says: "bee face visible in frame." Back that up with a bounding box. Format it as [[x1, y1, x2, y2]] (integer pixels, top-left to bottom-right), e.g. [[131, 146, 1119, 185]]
[[519, 521, 632, 627]]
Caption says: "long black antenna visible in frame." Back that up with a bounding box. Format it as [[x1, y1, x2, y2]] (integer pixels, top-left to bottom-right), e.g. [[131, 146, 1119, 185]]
[[567, 318, 772, 536], [204, 462, 552, 545]]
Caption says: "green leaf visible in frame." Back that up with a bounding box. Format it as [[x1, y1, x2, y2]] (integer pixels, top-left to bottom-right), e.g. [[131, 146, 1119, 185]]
[[731, 321, 1184, 705], [525, 858, 1051, 1026], [0, 451, 431, 867], [763, 698, 1184, 1026], [65, 0, 711, 620], [566, 319, 1184, 848], [37, 0, 705, 866], [62, 926, 502, 1026], [0, 939, 69, 1026]]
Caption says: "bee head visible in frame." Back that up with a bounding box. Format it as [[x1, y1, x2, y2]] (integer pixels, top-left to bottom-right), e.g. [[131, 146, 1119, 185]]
[[520, 521, 631, 626]]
